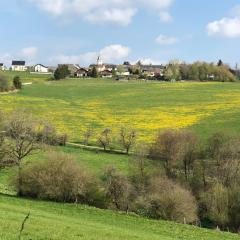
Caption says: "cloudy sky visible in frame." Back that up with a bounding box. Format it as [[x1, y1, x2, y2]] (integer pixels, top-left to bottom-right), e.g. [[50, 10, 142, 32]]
[[1, 0, 240, 66]]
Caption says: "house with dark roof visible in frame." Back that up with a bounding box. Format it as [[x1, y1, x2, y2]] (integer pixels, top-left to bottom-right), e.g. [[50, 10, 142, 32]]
[[101, 70, 113, 78], [74, 68, 89, 78], [11, 61, 26, 71]]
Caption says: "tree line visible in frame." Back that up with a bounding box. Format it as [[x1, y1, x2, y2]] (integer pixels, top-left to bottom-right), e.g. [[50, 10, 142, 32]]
[[0, 111, 240, 233], [164, 60, 236, 82]]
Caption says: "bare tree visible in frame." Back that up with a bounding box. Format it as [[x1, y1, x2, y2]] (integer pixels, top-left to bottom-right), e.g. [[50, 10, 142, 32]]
[[119, 127, 136, 154], [5, 111, 40, 195], [149, 130, 181, 177], [104, 166, 132, 212], [129, 144, 150, 194], [83, 125, 94, 146], [98, 128, 111, 151], [177, 131, 198, 180]]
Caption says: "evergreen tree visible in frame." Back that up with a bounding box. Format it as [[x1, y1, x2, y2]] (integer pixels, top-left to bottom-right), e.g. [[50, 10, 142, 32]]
[[54, 65, 70, 80], [13, 76, 22, 89]]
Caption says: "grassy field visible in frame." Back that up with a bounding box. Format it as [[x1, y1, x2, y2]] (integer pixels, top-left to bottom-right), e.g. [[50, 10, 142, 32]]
[[3, 70, 52, 83], [1, 77, 240, 143], [0, 194, 238, 240]]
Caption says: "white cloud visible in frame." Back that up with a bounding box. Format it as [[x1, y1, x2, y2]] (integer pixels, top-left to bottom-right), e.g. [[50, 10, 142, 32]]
[[207, 5, 240, 38], [139, 0, 173, 9], [85, 8, 137, 26], [138, 58, 165, 65], [207, 17, 240, 38], [159, 11, 172, 22], [49, 52, 97, 65], [100, 44, 130, 62], [0, 53, 12, 66], [18, 47, 38, 59], [28, 0, 174, 25], [156, 35, 178, 45], [29, 0, 68, 16], [49, 44, 130, 65]]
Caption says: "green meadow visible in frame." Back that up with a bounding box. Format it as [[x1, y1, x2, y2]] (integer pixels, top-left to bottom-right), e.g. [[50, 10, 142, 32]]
[[3, 70, 52, 83], [1, 76, 240, 143], [0, 194, 238, 240]]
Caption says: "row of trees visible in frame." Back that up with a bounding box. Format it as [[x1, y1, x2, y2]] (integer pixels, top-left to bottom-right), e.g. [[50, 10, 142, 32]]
[[164, 61, 236, 82], [82, 126, 136, 154]]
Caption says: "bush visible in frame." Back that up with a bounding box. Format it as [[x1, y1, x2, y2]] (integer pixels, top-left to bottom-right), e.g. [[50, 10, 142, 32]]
[[15, 152, 103, 205], [0, 72, 9, 92], [201, 183, 229, 229], [36, 123, 68, 146], [135, 177, 198, 224], [103, 166, 133, 212], [13, 76, 22, 89]]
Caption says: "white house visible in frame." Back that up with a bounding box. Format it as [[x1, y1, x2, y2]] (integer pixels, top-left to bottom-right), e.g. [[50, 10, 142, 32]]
[[11, 61, 26, 71], [34, 64, 49, 73]]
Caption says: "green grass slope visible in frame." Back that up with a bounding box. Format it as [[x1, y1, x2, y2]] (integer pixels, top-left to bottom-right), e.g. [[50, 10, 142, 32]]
[[0, 194, 238, 240], [3, 71, 51, 83]]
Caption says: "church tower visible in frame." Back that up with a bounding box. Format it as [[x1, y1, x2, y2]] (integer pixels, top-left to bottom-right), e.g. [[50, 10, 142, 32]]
[[97, 55, 103, 66]]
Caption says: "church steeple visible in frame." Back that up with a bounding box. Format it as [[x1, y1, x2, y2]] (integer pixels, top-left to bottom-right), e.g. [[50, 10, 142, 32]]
[[97, 55, 103, 65]]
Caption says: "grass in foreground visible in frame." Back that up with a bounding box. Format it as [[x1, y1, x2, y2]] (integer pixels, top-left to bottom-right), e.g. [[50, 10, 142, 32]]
[[0, 194, 238, 240]]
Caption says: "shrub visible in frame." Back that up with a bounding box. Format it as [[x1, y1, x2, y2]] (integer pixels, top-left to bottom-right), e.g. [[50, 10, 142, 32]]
[[0, 72, 9, 92], [36, 123, 68, 146], [228, 185, 240, 232], [15, 152, 102, 205], [135, 177, 198, 224], [13, 76, 22, 89], [103, 166, 133, 212], [201, 183, 229, 229]]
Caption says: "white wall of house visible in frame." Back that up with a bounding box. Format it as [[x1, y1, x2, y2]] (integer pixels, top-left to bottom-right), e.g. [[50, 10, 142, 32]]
[[12, 65, 27, 71], [117, 71, 130, 76], [34, 64, 49, 73]]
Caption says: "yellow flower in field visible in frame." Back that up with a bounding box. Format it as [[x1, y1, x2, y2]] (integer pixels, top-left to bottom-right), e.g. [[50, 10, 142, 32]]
[[1, 81, 240, 142]]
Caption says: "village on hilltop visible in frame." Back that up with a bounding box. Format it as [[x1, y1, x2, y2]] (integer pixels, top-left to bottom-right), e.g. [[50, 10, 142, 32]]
[[0, 56, 166, 80], [1, 56, 240, 82]]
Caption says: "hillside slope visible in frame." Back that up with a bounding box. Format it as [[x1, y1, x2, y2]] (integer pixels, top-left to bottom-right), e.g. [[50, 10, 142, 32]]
[[1, 79, 240, 143], [0, 194, 238, 240]]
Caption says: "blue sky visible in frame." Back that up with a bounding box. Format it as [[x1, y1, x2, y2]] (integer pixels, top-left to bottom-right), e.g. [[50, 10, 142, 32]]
[[1, 0, 240, 66]]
